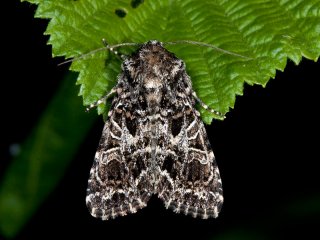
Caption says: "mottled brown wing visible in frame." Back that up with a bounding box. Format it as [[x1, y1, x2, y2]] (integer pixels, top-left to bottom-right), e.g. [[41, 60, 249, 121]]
[[156, 107, 223, 219], [86, 97, 153, 220]]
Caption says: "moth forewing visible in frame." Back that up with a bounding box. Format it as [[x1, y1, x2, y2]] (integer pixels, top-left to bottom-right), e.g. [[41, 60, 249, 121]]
[[86, 40, 223, 220]]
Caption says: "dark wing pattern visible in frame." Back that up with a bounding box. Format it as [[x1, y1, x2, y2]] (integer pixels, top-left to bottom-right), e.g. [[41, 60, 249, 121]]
[[156, 104, 223, 218], [153, 57, 224, 219], [86, 90, 153, 220], [86, 40, 223, 220]]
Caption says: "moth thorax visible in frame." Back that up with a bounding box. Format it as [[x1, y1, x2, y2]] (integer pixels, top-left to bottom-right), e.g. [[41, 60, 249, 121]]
[[143, 77, 163, 110]]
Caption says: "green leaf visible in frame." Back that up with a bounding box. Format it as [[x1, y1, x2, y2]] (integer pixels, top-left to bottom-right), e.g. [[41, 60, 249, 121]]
[[0, 73, 96, 238], [22, 0, 320, 123]]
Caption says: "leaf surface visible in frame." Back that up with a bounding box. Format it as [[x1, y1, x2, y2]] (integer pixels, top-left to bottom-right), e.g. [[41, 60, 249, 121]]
[[23, 0, 320, 123]]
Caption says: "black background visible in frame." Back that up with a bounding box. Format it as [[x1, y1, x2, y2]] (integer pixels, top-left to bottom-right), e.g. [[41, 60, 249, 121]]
[[1, 1, 319, 239]]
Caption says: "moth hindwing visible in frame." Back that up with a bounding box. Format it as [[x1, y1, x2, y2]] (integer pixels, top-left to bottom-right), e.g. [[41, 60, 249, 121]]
[[86, 40, 223, 220]]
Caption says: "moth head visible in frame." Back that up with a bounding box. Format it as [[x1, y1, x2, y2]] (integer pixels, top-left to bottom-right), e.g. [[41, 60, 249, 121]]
[[145, 40, 163, 47]]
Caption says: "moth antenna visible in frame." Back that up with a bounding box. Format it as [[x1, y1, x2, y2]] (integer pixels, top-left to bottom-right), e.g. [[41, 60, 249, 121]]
[[102, 38, 127, 60], [58, 41, 141, 66], [163, 40, 252, 59]]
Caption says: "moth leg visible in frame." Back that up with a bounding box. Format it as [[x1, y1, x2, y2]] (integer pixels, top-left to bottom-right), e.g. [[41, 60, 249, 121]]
[[192, 91, 225, 118], [102, 38, 127, 60], [86, 87, 117, 112]]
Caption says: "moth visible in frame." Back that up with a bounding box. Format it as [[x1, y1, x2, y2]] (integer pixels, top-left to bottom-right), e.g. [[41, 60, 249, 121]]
[[85, 40, 225, 220]]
